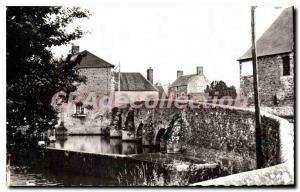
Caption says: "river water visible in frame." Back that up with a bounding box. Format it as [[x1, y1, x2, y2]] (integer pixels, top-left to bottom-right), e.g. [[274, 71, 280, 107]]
[[48, 135, 159, 155], [9, 166, 122, 186], [9, 136, 160, 186]]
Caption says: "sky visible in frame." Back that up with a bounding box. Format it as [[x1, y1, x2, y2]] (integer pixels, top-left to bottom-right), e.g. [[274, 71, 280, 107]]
[[51, 2, 293, 89]]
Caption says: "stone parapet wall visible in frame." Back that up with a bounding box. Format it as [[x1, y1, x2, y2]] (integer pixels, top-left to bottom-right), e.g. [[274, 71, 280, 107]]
[[189, 108, 294, 186], [190, 162, 294, 186], [261, 106, 294, 118], [45, 148, 220, 185], [110, 101, 291, 172]]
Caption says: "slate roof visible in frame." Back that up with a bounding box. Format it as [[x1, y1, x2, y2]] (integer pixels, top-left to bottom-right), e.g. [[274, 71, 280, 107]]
[[169, 74, 195, 87], [238, 7, 294, 61], [114, 72, 158, 92], [71, 50, 114, 68]]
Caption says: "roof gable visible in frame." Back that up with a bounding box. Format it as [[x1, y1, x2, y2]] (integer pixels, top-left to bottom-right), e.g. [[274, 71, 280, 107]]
[[169, 74, 195, 87], [238, 7, 294, 61], [72, 50, 114, 68], [115, 72, 158, 92]]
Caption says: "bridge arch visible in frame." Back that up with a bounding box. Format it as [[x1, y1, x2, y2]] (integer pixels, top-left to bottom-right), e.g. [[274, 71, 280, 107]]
[[136, 122, 143, 139], [161, 112, 190, 152], [155, 128, 166, 145], [109, 108, 123, 137], [110, 100, 290, 170]]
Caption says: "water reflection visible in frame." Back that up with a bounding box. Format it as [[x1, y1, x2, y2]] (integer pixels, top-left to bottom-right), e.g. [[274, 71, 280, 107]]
[[142, 147, 160, 154], [56, 136, 67, 148], [50, 136, 159, 155], [109, 138, 122, 154], [122, 142, 142, 154]]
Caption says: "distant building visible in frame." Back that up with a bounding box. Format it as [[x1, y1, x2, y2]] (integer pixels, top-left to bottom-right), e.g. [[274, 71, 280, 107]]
[[114, 72, 159, 106], [168, 66, 210, 99], [154, 83, 167, 99], [237, 7, 294, 111]]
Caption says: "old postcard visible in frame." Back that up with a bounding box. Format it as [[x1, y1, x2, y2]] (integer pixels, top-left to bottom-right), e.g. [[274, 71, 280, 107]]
[[6, 1, 295, 187]]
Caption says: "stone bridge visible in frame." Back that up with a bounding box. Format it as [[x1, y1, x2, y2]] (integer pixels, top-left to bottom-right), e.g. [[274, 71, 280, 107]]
[[99, 99, 292, 173]]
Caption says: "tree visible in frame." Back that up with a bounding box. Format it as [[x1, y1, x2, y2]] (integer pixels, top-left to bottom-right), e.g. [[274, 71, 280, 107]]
[[204, 81, 237, 99], [6, 6, 90, 152]]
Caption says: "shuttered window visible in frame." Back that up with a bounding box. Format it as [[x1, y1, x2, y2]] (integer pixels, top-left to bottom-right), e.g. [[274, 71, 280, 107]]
[[76, 103, 84, 114]]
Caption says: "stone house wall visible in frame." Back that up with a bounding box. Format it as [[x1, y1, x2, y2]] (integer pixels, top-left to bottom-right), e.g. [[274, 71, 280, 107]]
[[77, 68, 113, 94], [168, 85, 188, 99], [187, 76, 210, 94], [63, 67, 114, 134], [240, 52, 294, 107]]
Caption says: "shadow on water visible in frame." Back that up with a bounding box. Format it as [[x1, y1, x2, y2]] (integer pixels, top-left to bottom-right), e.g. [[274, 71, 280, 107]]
[[9, 166, 122, 186]]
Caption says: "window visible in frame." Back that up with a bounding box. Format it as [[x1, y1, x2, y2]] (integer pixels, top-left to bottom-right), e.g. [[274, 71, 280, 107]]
[[273, 95, 278, 106], [181, 92, 185, 96], [76, 103, 84, 114], [176, 93, 179, 98], [282, 56, 290, 76]]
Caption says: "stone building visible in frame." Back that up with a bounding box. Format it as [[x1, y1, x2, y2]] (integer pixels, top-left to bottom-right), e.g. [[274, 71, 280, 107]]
[[237, 7, 294, 116], [61, 46, 159, 134], [62, 46, 115, 134], [168, 66, 210, 99], [113, 71, 159, 107]]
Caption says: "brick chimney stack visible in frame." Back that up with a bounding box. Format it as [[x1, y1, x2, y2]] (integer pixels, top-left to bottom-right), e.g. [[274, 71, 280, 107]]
[[177, 70, 183, 78], [196, 66, 203, 75], [71, 45, 80, 54], [147, 67, 153, 84]]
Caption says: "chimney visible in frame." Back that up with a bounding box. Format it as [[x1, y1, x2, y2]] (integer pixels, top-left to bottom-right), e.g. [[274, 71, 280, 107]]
[[71, 45, 80, 54], [177, 70, 183, 78], [196, 66, 203, 75], [147, 67, 153, 84]]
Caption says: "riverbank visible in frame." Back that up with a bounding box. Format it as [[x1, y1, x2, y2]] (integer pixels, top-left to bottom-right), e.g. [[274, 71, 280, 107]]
[[44, 147, 220, 186]]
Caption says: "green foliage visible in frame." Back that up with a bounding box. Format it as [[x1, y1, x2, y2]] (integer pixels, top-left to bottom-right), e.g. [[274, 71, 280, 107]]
[[205, 80, 237, 99], [6, 6, 90, 152]]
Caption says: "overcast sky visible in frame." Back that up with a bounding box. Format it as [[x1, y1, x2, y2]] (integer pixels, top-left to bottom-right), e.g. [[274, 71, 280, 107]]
[[51, 3, 292, 89]]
